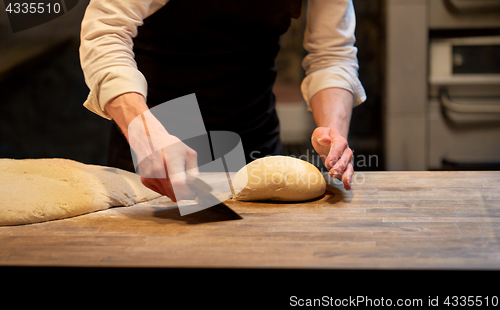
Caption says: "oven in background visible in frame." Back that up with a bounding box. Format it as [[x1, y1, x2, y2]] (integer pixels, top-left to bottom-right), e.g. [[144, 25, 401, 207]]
[[428, 35, 500, 170], [384, 0, 500, 171]]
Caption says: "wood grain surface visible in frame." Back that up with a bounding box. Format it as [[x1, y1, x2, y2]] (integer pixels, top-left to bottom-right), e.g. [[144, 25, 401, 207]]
[[1, 171, 499, 269]]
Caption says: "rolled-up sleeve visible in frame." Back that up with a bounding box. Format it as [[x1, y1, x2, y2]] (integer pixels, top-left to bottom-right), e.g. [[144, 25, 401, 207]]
[[301, 0, 366, 110], [79, 0, 165, 119]]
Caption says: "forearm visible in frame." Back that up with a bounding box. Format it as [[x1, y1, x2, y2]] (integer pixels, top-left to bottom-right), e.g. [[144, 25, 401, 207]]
[[79, 0, 165, 119], [309, 87, 355, 190], [105, 92, 149, 140], [301, 0, 366, 113], [310, 87, 353, 139], [105, 92, 175, 165]]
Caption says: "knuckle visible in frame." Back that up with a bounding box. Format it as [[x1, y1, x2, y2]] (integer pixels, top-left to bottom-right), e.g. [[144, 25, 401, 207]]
[[339, 139, 348, 149], [187, 148, 198, 158], [190, 170, 200, 178], [329, 149, 343, 161], [312, 127, 322, 136]]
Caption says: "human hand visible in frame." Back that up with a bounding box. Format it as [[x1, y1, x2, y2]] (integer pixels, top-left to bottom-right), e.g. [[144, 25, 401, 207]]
[[105, 92, 199, 202], [129, 111, 199, 202], [311, 127, 353, 190]]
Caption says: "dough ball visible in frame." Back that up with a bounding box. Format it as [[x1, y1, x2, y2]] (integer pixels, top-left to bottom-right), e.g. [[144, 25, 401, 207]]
[[232, 155, 326, 201], [0, 158, 161, 226]]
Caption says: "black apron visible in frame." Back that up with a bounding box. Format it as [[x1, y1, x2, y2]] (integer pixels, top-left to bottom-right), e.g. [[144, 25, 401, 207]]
[[107, 0, 302, 172]]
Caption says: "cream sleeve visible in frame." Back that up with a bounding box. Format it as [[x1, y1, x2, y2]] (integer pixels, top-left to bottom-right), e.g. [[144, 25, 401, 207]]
[[301, 0, 366, 110], [79, 0, 168, 119]]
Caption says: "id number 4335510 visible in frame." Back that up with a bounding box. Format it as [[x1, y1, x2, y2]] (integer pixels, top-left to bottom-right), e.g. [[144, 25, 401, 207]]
[[5, 2, 62, 14], [444, 296, 498, 307]]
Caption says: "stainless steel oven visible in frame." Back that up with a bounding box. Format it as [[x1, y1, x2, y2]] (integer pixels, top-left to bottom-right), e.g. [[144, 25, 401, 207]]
[[384, 0, 500, 171], [428, 36, 500, 170]]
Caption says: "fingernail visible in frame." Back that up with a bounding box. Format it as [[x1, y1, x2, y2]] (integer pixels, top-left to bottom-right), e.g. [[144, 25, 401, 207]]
[[329, 168, 338, 177]]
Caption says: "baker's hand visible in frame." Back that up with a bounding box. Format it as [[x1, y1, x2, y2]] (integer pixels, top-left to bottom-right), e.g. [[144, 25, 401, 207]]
[[311, 127, 353, 190], [140, 144, 198, 202], [105, 92, 199, 202], [129, 112, 199, 202]]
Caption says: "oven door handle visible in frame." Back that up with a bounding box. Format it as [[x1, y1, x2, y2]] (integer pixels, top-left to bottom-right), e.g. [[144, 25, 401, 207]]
[[445, 0, 500, 12], [439, 90, 500, 114]]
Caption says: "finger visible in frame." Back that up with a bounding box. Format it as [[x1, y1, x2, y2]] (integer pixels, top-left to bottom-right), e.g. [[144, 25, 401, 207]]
[[312, 127, 332, 147], [342, 162, 354, 191], [184, 147, 199, 179], [326, 138, 348, 171], [141, 177, 177, 201], [157, 177, 178, 201], [162, 148, 195, 200], [141, 177, 162, 194], [311, 128, 332, 166], [330, 147, 353, 179]]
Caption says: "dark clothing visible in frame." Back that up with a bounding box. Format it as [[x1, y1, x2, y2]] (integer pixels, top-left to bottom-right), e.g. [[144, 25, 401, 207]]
[[107, 0, 302, 171]]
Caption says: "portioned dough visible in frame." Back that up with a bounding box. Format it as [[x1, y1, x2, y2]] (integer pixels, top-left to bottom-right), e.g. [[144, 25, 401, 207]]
[[232, 155, 326, 201], [0, 158, 161, 226]]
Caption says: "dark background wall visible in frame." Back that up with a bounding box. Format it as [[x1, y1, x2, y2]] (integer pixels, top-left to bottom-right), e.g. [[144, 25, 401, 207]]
[[0, 0, 385, 170], [349, 0, 385, 171], [0, 0, 110, 165]]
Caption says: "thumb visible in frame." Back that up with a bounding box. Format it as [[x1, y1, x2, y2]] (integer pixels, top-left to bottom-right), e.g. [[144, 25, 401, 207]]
[[312, 127, 332, 147]]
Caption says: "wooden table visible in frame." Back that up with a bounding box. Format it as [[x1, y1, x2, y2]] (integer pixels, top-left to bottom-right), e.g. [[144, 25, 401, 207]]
[[1, 171, 500, 270]]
